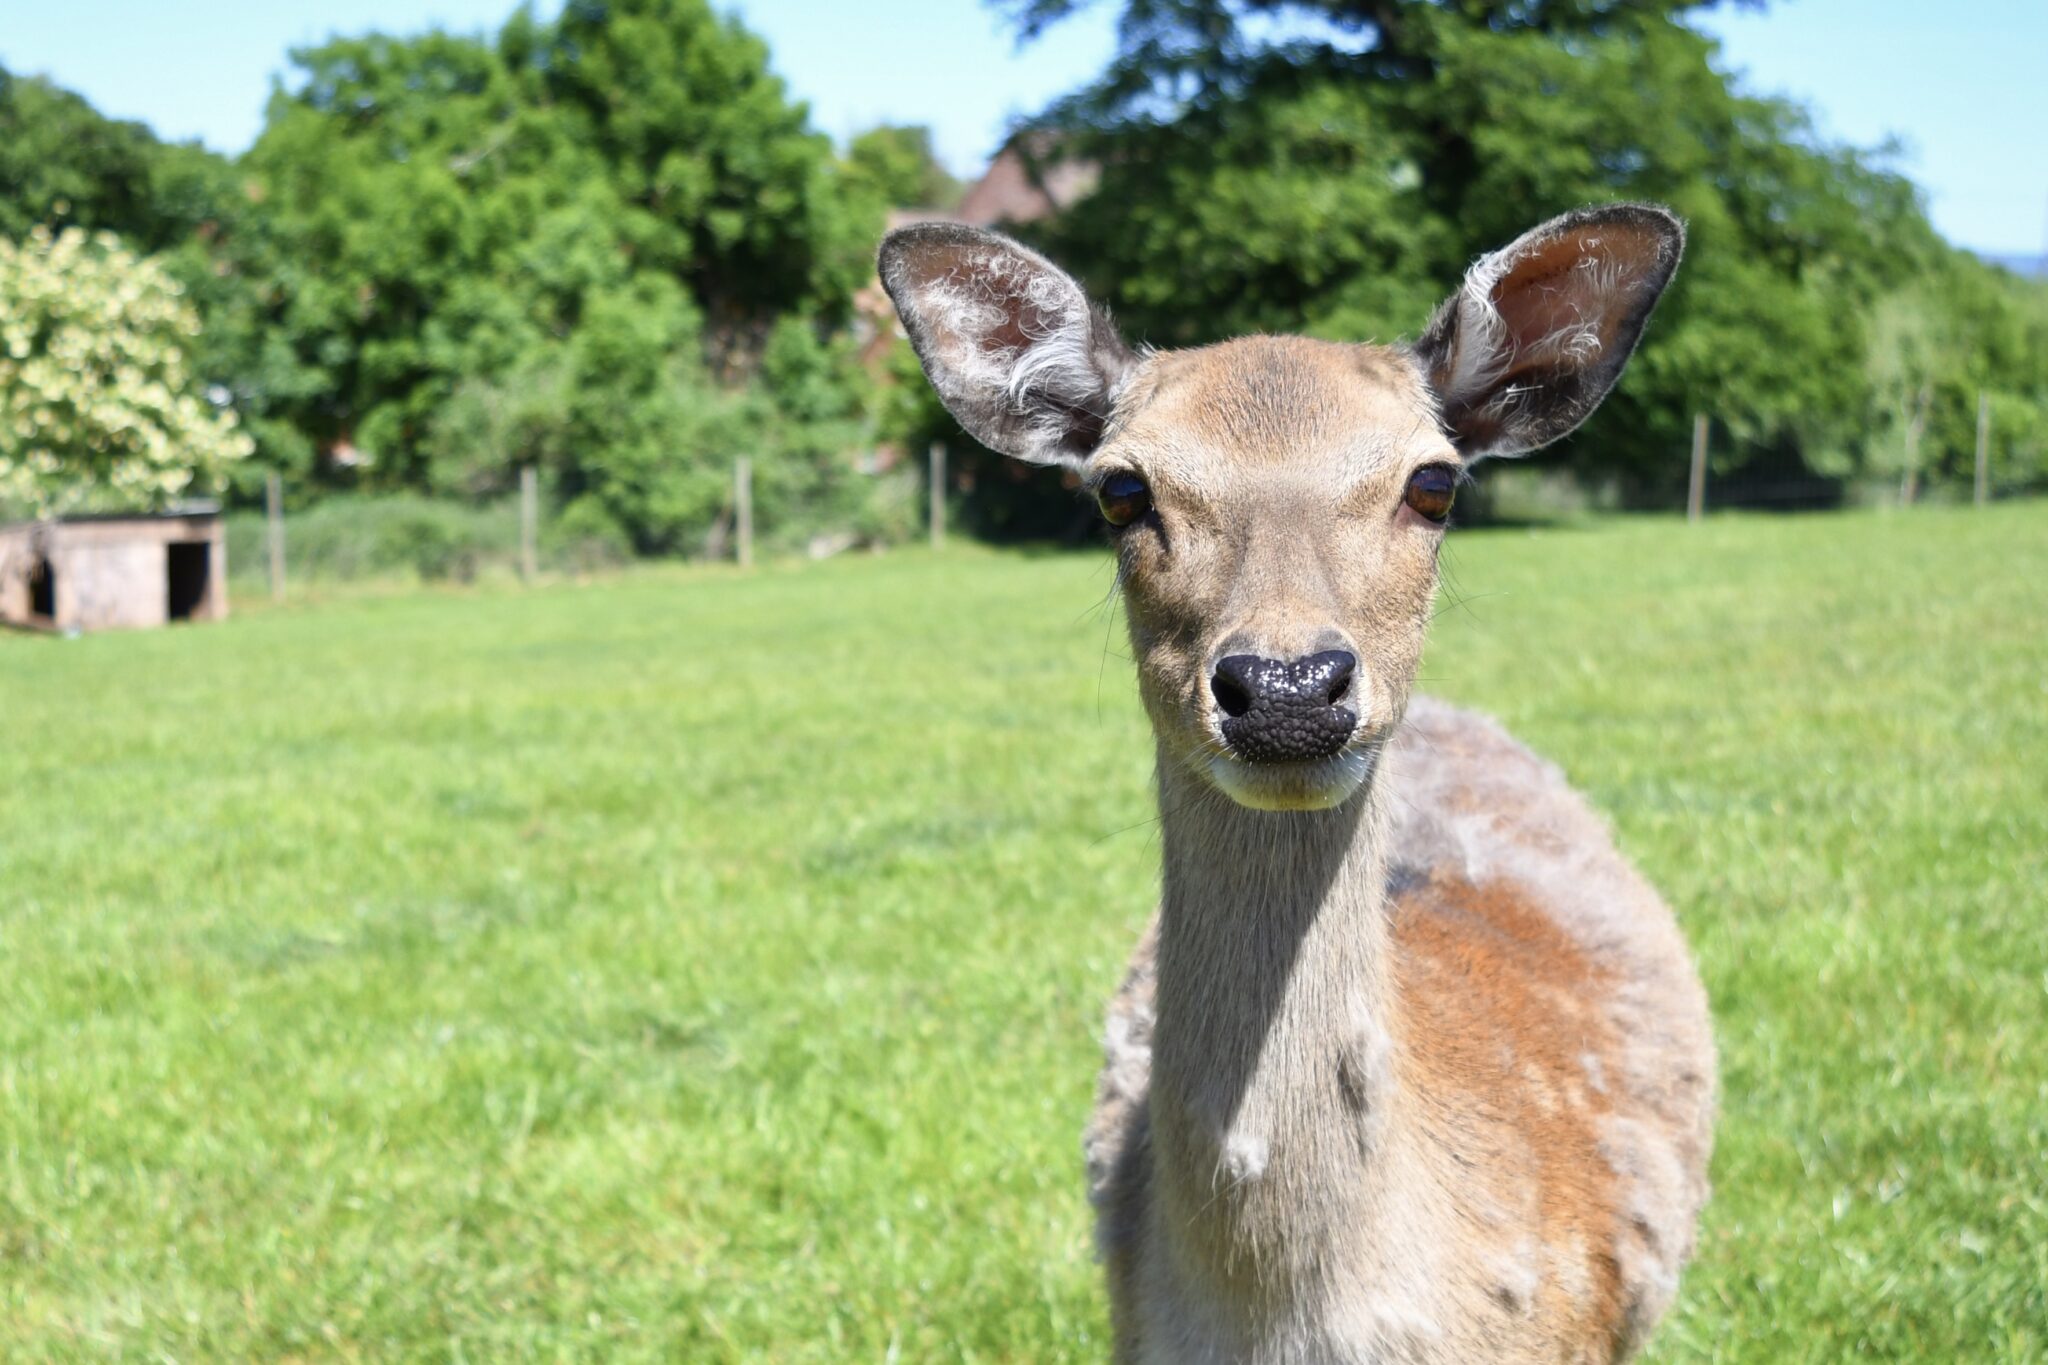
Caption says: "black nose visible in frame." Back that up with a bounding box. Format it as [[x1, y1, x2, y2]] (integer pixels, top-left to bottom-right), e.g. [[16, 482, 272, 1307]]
[[1209, 650, 1358, 763]]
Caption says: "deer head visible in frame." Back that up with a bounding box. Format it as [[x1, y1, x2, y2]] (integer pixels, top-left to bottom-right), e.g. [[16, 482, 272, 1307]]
[[882, 206, 1681, 811]]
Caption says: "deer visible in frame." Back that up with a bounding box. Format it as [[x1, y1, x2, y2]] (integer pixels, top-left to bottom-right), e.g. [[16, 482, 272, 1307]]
[[879, 203, 1717, 1365]]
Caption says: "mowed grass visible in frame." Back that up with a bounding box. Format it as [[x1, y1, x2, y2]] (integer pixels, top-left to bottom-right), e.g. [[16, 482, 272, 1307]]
[[2, 504, 2045, 1362]]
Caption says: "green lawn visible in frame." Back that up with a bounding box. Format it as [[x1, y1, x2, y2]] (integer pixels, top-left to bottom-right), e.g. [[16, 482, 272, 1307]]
[[3, 505, 2044, 1361]]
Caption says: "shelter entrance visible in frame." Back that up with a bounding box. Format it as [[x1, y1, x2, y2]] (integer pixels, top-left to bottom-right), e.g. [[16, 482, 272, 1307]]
[[28, 556, 56, 620], [167, 542, 210, 621]]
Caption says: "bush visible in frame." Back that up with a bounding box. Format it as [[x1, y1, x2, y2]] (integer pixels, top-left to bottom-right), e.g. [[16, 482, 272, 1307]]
[[225, 495, 519, 584], [543, 498, 636, 575], [369, 501, 493, 581]]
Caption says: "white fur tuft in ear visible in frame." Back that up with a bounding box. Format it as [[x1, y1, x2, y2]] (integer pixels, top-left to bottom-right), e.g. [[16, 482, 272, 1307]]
[[1007, 273, 1117, 418], [1413, 204, 1684, 461], [1437, 250, 1518, 413]]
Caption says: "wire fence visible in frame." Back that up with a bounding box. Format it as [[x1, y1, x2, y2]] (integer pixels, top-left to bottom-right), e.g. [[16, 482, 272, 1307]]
[[1468, 397, 2044, 524], [226, 413, 2045, 603]]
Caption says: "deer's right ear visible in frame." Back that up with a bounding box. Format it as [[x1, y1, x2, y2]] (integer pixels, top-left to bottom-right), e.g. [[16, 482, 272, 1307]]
[[1411, 204, 1684, 461], [880, 224, 1136, 469]]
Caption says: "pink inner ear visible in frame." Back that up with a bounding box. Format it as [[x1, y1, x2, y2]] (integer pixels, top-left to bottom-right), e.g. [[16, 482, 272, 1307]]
[[984, 274, 1056, 358], [913, 245, 1053, 359], [1490, 223, 1664, 368]]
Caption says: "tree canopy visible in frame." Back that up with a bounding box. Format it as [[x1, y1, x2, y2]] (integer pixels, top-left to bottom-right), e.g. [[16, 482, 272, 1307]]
[[0, 68, 232, 256], [997, 0, 2048, 499], [0, 0, 2041, 548], [1, 4, 899, 551], [190, 0, 885, 548], [844, 125, 963, 211]]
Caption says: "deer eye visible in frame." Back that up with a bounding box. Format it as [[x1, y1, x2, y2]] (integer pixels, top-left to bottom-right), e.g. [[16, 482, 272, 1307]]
[[1403, 464, 1457, 523], [1097, 471, 1152, 528]]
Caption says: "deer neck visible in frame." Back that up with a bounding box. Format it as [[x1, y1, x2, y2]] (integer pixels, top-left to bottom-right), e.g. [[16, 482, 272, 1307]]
[[1147, 748, 1415, 1302]]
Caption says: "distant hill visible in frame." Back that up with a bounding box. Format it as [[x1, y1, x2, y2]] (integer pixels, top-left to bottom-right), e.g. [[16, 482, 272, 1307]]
[[1978, 251, 2047, 279]]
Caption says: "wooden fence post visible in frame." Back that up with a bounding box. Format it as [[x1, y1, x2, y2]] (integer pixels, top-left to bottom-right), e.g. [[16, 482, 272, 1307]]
[[1686, 413, 1708, 524], [265, 472, 286, 603], [1975, 390, 1991, 507], [519, 465, 539, 582], [735, 457, 754, 569], [929, 442, 946, 550]]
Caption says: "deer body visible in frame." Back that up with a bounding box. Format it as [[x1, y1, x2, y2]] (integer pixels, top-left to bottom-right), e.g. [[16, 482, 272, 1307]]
[[882, 205, 1717, 1362]]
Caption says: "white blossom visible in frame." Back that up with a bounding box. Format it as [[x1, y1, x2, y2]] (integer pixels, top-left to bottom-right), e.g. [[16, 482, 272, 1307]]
[[0, 225, 253, 518]]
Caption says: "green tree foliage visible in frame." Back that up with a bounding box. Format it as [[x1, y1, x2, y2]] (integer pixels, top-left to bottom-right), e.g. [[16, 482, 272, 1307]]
[[500, 0, 876, 349], [1, 7, 889, 552], [0, 67, 233, 255], [7, 5, 2041, 551], [186, 0, 885, 548], [998, 0, 2048, 498], [1863, 269, 2048, 498], [844, 125, 964, 210], [0, 226, 253, 518]]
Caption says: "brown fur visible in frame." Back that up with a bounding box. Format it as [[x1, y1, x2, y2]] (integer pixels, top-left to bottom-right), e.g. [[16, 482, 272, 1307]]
[[1392, 873, 1630, 1352]]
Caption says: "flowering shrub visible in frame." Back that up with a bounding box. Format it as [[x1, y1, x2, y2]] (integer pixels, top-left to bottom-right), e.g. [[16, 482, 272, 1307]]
[[0, 225, 252, 518]]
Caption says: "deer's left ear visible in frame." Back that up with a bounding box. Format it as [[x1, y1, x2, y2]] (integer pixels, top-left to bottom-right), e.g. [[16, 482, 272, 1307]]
[[1411, 204, 1683, 461]]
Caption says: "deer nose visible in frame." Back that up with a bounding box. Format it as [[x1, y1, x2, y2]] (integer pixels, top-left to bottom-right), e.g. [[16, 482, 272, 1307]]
[[1209, 650, 1358, 763]]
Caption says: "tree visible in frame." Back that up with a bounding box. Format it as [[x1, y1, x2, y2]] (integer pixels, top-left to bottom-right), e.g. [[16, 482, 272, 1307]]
[[499, 0, 878, 366], [2, 8, 906, 551], [182, 0, 886, 546], [0, 66, 234, 254], [1864, 288, 1955, 503], [992, 0, 2036, 500], [0, 225, 252, 519], [844, 125, 962, 210], [1863, 264, 2048, 501]]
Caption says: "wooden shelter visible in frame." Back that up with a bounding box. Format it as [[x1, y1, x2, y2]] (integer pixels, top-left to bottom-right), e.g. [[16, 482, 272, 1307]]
[[0, 507, 227, 633]]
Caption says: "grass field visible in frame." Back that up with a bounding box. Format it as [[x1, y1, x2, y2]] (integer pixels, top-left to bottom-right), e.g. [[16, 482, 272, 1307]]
[[3, 505, 2045, 1361]]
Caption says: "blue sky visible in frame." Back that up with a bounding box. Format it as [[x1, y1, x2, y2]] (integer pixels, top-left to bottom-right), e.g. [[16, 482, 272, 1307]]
[[1, 0, 2041, 256]]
